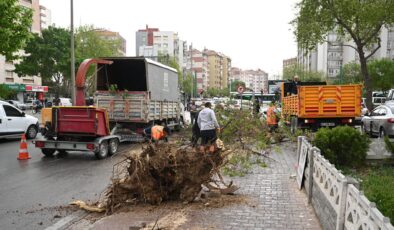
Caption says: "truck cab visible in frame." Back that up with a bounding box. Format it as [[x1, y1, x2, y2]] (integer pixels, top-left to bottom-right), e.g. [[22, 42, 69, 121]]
[[0, 100, 39, 139]]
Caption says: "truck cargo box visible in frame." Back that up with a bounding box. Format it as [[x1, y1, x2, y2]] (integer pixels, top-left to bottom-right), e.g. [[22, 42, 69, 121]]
[[96, 57, 178, 101]]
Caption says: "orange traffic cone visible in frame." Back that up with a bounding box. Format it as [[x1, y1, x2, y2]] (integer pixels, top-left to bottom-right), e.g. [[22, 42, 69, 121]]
[[17, 134, 31, 160]]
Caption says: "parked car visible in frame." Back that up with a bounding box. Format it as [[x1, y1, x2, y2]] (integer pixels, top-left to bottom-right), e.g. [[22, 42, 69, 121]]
[[7, 100, 28, 110], [0, 101, 39, 139], [361, 104, 394, 137], [25, 100, 34, 109], [59, 98, 72, 106]]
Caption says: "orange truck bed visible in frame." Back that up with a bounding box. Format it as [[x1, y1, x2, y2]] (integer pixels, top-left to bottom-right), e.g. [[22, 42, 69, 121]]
[[282, 83, 362, 128]]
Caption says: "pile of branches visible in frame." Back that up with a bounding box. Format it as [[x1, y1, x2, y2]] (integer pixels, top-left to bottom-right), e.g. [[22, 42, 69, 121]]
[[100, 141, 235, 214]]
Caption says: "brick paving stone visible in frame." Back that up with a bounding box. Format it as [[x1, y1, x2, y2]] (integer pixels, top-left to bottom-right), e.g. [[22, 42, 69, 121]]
[[186, 142, 322, 229], [85, 142, 322, 230]]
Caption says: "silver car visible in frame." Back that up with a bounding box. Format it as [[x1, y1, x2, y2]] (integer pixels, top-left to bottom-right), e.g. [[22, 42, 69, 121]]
[[361, 104, 394, 137], [7, 100, 27, 110]]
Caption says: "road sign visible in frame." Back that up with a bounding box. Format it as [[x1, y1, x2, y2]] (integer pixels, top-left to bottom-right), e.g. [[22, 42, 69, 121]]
[[237, 85, 244, 94]]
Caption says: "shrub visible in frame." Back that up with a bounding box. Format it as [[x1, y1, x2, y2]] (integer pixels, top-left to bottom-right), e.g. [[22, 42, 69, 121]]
[[313, 126, 370, 167], [361, 167, 394, 224], [384, 136, 394, 153]]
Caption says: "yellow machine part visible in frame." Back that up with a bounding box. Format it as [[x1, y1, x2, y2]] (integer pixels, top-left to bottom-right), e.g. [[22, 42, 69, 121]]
[[41, 108, 52, 126]]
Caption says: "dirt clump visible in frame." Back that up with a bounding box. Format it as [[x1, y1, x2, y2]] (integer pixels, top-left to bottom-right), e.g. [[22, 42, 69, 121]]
[[89, 140, 237, 214]]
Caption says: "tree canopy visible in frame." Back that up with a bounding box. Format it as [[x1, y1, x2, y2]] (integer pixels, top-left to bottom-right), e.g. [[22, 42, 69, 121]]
[[14, 26, 71, 96], [283, 64, 325, 82], [230, 80, 246, 92], [0, 0, 33, 60], [335, 59, 394, 92], [293, 0, 394, 110], [0, 84, 17, 100]]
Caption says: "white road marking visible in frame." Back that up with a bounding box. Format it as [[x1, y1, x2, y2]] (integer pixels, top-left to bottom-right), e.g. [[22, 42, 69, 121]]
[[44, 214, 76, 230]]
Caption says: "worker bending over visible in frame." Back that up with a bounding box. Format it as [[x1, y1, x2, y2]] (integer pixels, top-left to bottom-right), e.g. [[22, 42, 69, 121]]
[[266, 101, 280, 132], [143, 124, 170, 143]]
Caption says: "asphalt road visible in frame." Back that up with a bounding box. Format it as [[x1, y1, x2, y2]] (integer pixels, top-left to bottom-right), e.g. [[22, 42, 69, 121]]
[[0, 135, 137, 230]]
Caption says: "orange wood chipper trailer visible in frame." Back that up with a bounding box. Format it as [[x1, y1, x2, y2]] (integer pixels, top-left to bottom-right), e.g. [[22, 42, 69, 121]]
[[281, 82, 362, 132]]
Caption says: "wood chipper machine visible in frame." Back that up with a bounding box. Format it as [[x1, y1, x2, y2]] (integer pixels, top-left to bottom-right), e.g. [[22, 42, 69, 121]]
[[34, 59, 120, 159]]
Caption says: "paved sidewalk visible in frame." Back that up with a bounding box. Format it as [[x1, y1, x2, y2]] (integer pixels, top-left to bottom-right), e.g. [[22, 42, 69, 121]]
[[72, 142, 322, 229]]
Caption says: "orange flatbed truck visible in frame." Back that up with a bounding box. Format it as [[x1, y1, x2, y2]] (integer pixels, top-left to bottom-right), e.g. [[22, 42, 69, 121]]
[[281, 82, 362, 131]]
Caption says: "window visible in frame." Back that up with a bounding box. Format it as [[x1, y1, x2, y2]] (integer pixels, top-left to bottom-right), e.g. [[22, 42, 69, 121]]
[[3, 105, 23, 117]]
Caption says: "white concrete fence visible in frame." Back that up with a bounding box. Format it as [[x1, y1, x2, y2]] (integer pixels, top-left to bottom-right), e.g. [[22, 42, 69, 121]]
[[297, 136, 394, 230]]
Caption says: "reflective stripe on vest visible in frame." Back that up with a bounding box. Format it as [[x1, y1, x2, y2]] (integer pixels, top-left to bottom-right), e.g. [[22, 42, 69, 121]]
[[151, 126, 165, 140], [266, 106, 278, 125]]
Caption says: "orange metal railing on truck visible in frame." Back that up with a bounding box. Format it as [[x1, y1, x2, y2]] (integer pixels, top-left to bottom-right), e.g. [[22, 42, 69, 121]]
[[281, 83, 362, 122]]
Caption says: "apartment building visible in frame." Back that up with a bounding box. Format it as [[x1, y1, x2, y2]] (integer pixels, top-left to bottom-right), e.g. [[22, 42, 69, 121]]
[[283, 57, 297, 71], [204, 49, 231, 90], [185, 48, 209, 93], [94, 29, 126, 56], [230, 67, 268, 93], [39, 5, 51, 30], [298, 27, 394, 79], [135, 25, 186, 65]]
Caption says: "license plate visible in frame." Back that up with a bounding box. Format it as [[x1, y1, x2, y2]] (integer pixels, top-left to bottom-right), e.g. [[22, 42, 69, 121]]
[[321, 122, 335, 127]]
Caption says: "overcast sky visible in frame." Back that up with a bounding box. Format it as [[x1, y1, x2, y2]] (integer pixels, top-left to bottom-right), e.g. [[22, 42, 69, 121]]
[[40, 0, 299, 77]]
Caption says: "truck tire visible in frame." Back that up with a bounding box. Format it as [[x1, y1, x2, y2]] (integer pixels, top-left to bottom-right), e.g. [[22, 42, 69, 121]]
[[95, 141, 109, 159], [42, 148, 55, 157], [109, 139, 119, 155], [26, 125, 38, 139]]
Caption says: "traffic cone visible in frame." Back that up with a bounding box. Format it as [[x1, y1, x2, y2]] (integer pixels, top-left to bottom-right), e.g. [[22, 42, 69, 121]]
[[17, 134, 31, 160]]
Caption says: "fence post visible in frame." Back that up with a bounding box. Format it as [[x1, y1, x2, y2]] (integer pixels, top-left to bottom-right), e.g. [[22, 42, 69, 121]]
[[307, 147, 316, 204], [297, 136, 304, 162], [336, 172, 350, 230]]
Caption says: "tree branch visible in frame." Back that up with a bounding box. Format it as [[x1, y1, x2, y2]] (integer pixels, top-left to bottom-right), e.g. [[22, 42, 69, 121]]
[[365, 37, 382, 60], [326, 41, 358, 51], [362, 24, 383, 47]]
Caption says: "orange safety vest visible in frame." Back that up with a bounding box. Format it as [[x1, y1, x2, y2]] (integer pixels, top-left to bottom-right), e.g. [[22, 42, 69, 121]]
[[266, 106, 278, 125], [151, 125, 165, 140]]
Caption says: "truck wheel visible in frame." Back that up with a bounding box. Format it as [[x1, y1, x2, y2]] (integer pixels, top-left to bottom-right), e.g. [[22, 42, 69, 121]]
[[109, 139, 119, 155], [95, 141, 109, 159], [26, 125, 38, 139], [42, 149, 55, 157]]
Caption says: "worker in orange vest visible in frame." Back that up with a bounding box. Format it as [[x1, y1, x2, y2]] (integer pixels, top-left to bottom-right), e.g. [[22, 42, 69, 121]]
[[266, 101, 279, 132], [143, 125, 170, 143]]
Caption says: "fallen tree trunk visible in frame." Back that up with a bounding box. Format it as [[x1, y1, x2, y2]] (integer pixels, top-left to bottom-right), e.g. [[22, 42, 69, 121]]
[[98, 140, 234, 214]]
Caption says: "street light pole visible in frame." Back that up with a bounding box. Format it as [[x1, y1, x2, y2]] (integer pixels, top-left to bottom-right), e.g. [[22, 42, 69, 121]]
[[70, 0, 76, 105]]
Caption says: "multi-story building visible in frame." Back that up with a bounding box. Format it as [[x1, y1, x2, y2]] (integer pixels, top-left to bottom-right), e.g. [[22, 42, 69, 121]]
[[0, 0, 42, 91], [204, 49, 231, 90], [298, 27, 394, 79], [135, 25, 186, 65], [185, 48, 209, 94], [283, 57, 297, 71], [94, 29, 126, 56], [230, 67, 268, 93], [39, 4, 51, 30]]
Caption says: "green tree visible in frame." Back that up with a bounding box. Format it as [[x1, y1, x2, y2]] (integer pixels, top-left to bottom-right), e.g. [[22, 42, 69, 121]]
[[230, 80, 246, 92], [283, 64, 325, 82], [14, 26, 71, 96], [368, 59, 394, 92], [75, 25, 123, 94], [0, 0, 33, 60], [0, 84, 17, 99], [182, 73, 193, 97], [293, 0, 394, 111], [333, 61, 362, 84]]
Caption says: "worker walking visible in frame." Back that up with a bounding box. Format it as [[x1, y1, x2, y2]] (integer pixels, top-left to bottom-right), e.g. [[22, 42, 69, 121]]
[[197, 102, 220, 148], [266, 101, 279, 132], [143, 124, 170, 144]]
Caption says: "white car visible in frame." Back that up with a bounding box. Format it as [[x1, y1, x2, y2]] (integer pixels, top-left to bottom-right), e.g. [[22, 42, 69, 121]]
[[59, 98, 72, 106], [0, 101, 39, 139]]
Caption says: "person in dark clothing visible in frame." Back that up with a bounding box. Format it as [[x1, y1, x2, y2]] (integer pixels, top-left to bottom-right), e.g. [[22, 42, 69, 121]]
[[191, 110, 201, 146], [290, 75, 301, 95], [190, 101, 197, 125], [254, 98, 260, 115]]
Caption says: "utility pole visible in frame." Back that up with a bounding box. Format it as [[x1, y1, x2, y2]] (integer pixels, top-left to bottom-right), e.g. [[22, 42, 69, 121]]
[[190, 43, 193, 99], [70, 0, 76, 105]]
